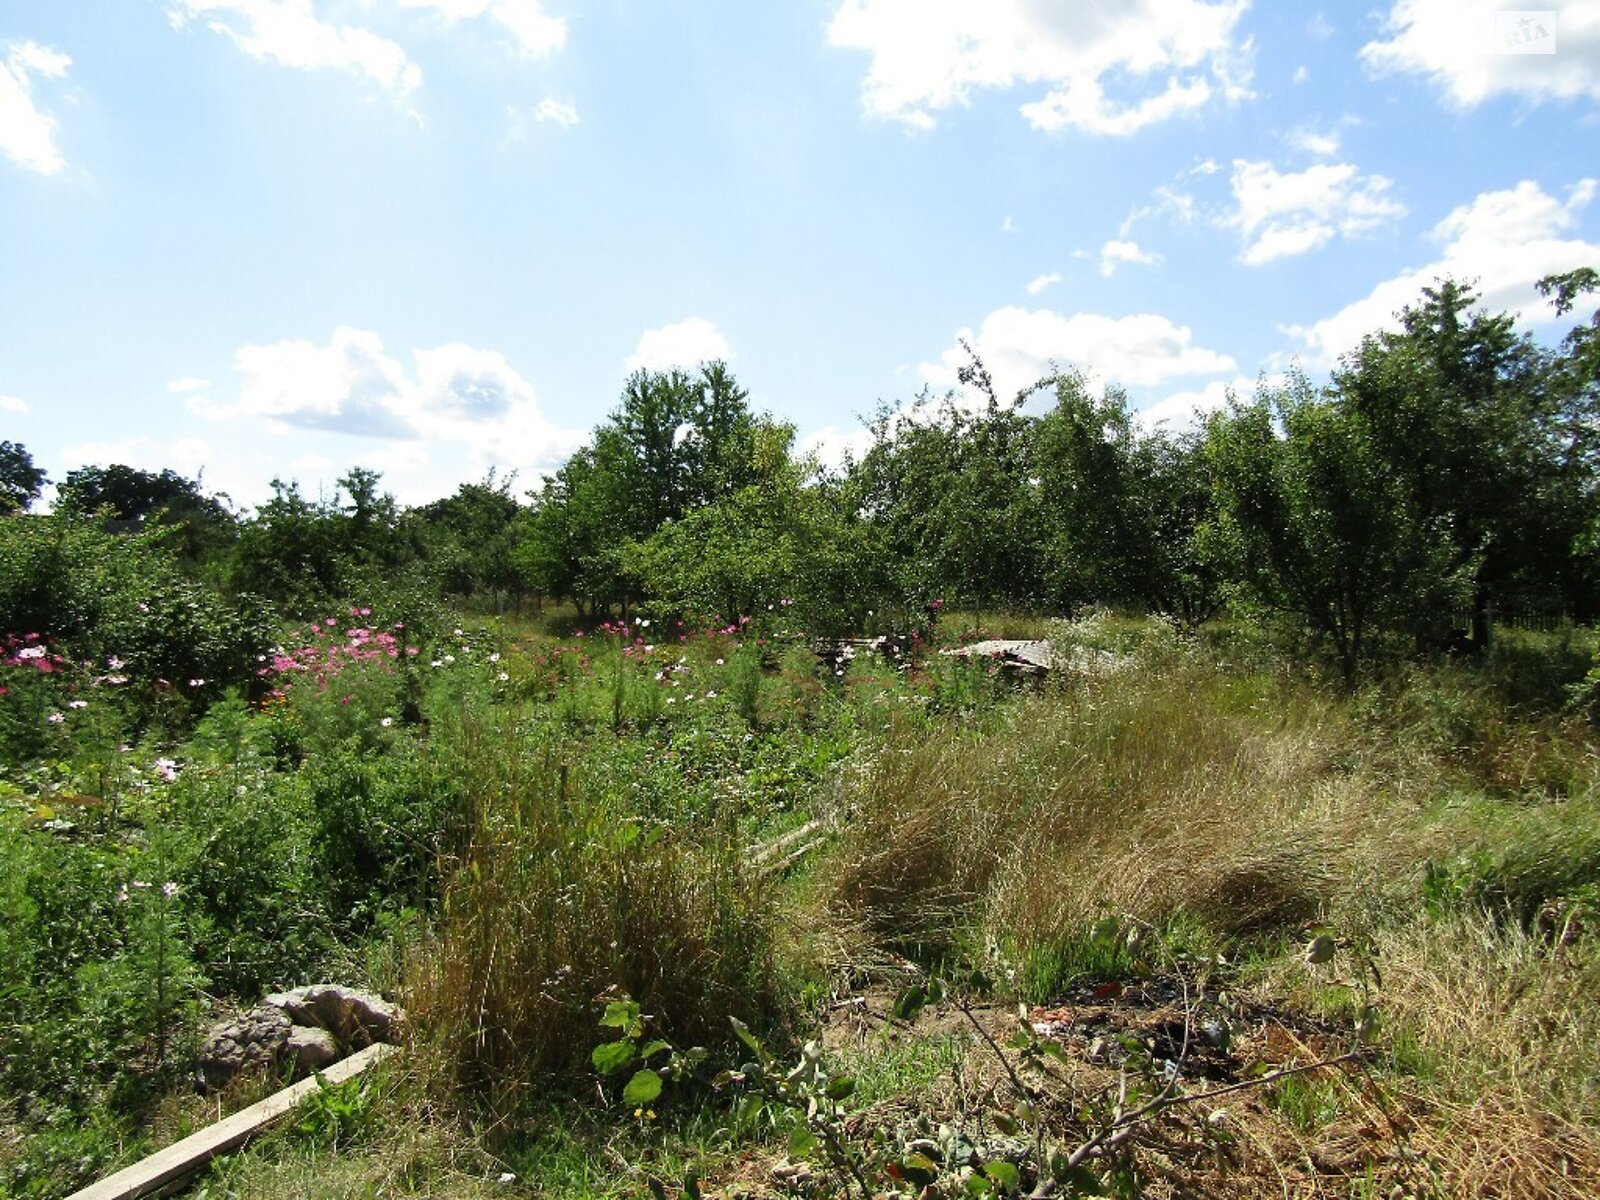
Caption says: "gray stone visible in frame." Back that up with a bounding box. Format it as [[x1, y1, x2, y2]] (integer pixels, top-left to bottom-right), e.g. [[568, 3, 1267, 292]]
[[260, 984, 405, 1047], [198, 1004, 292, 1090], [286, 1025, 340, 1071]]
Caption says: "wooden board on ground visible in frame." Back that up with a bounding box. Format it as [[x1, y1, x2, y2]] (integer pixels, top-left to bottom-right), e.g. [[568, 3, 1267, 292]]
[[67, 1042, 399, 1200]]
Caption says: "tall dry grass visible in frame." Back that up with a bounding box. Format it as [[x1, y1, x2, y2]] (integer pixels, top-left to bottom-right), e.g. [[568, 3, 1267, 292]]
[[826, 646, 1400, 974], [405, 717, 786, 1119]]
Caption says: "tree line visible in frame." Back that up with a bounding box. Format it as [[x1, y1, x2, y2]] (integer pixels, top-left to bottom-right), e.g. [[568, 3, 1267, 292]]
[[3, 272, 1597, 679]]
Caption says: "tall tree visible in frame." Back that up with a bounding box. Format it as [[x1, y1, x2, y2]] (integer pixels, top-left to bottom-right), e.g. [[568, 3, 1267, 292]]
[[1205, 370, 1456, 681], [0, 441, 46, 515], [1334, 279, 1573, 640]]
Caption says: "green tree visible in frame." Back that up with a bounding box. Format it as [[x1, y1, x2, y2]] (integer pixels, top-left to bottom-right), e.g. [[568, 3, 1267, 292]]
[[1334, 279, 1577, 640], [1205, 371, 1456, 681], [56, 464, 236, 571], [0, 441, 46, 515]]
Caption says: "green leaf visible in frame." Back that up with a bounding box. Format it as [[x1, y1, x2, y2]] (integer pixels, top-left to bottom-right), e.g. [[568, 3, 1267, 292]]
[[639, 1039, 672, 1061], [992, 1110, 1019, 1136], [899, 1153, 939, 1188], [730, 1015, 762, 1055], [965, 1174, 995, 1197], [592, 1040, 636, 1075], [982, 1161, 1021, 1194], [623, 1069, 664, 1106], [601, 999, 641, 1030], [1304, 934, 1336, 965], [787, 1124, 820, 1159], [684, 1171, 703, 1200], [1050, 1157, 1105, 1197], [824, 1075, 856, 1101], [892, 983, 928, 1021]]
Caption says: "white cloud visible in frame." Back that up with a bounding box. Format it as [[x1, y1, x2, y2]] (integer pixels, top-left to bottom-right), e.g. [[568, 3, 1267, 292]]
[[169, 1, 422, 95], [802, 423, 877, 473], [396, 0, 567, 57], [1292, 64, 1309, 84], [625, 318, 732, 373], [1287, 125, 1340, 157], [534, 97, 579, 126], [921, 306, 1236, 403], [826, 0, 1253, 135], [0, 394, 30, 415], [1098, 239, 1163, 277], [1026, 272, 1062, 296], [0, 40, 71, 175], [1285, 178, 1600, 363], [1227, 158, 1406, 265], [214, 326, 583, 475], [166, 377, 213, 394], [1136, 374, 1262, 431], [1362, 1, 1600, 108]]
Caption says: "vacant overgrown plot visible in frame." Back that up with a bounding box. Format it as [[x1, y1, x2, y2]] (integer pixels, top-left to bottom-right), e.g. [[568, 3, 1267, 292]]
[[3, 275, 1600, 1198]]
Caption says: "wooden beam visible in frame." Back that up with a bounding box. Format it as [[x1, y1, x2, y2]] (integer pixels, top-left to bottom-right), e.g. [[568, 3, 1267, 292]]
[[67, 1043, 399, 1200]]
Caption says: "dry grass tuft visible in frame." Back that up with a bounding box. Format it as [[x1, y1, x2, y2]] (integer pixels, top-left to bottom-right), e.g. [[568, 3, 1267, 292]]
[[404, 719, 786, 1120]]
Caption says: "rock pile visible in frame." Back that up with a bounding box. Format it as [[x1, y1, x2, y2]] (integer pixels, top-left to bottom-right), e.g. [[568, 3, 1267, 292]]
[[198, 984, 405, 1090]]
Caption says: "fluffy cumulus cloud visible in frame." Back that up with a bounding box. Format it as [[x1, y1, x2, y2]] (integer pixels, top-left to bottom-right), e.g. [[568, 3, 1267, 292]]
[[0, 40, 72, 175], [1227, 159, 1406, 265], [1286, 178, 1600, 363], [168, 1, 422, 95], [921, 307, 1236, 403], [0, 394, 30, 415], [625, 318, 732, 373], [1099, 239, 1163, 276], [219, 326, 582, 472], [395, 0, 567, 57], [1135, 374, 1259, 431], [1362, 0, 1600, 108], [826, 0, 1253, 135]]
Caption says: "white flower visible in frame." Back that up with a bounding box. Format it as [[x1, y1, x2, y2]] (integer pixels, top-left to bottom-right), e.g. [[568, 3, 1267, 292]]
[[380, 717, 394, 728], [497, 671, 509, 681], [109, 655, 125, 669], [67, 700, 88, 710], [443, 655, 456, 665], [453, 628, 464, 636], [188, 678, 205, 688], [706, 690, 717, 698], [715, 658, 724, 666], [47, 711, 64, 724], [18, 645, 45, 660], [488, 652, 500, 663], [162, 882, 180, 897]]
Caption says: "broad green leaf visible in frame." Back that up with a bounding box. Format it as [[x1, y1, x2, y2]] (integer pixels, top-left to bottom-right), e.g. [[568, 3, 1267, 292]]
[[591, 1040, 636, 1075], [1050, 1156, 1105, 1197], [824, 1075, 856, 1101], [899, 1153, 939, 1188], [601, 999, 641, 1030], [892, 983, 927, 1021], [639, 1039, 672, 1061], [787, 1124, 820, 1159], [982, 1161, 1021, 1194], [623, 1069, 664, 1106]]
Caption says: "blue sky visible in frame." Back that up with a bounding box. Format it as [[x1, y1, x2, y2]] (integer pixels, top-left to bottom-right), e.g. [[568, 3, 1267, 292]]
[[2, 0, 1598, 508]]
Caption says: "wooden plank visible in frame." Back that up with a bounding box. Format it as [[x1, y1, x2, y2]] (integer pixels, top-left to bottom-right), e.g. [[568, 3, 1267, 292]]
[[67, 1043, 399, 1200]]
